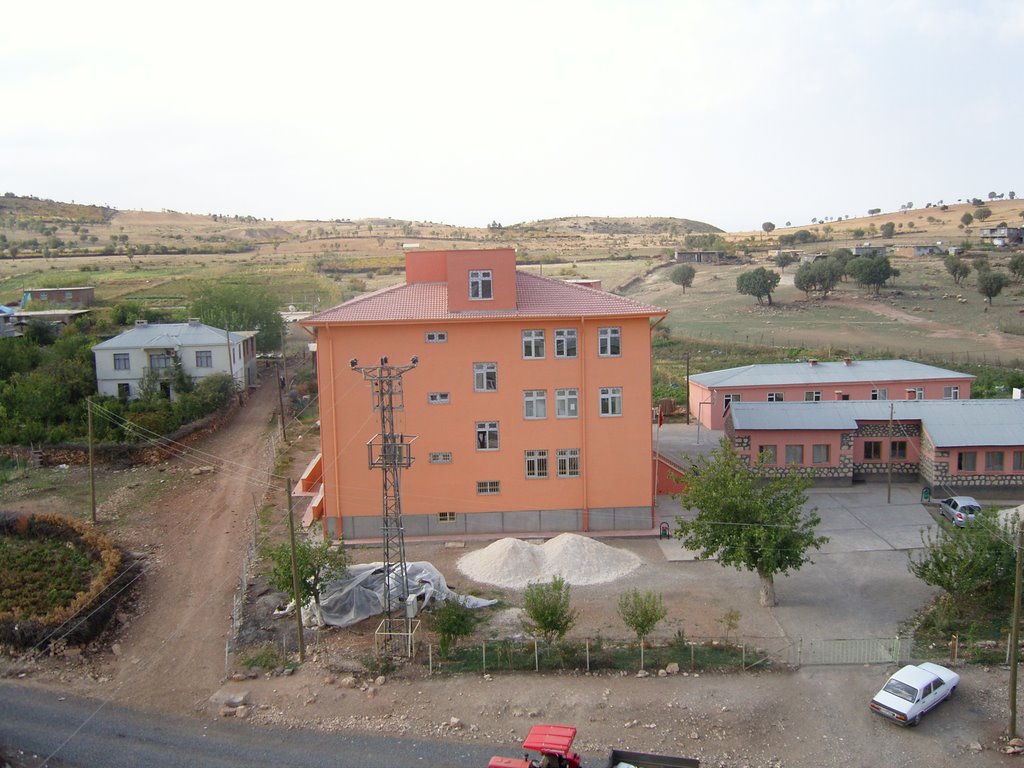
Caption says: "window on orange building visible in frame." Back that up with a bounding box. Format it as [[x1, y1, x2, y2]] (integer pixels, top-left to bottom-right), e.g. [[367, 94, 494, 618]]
[[476, 421, 499, 450], [469, 270, 492, 300], [554, 329, 577, 358], [986, 451, 1005, 471], [525, 450, 549, 479], [598, 327, 621, 357], [522, 330, 545, 359], [523, 390, 547, 419], [599, 387, 622, 416], [476, 480, 500, 495], [890, 440, 907, 460], [557, 448, 580, 478], [864, 441, 882, 460], [474, 362, 497, 391], [958, 451, 976, 471], [812, 444, 830, 464], [759, 445, 777, 464], [785, 444, 804, 464], [555, 388, 579, 418]]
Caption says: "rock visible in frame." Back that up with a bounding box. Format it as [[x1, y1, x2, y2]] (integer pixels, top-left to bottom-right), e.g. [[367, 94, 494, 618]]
[[219, 706, 236, 718], [210, 688, 251, 708], [331, 659, 369, 674], [324, 675, 336, 685], [666, 662, 680, 675], [968, 741, 984, 752], [340, 676, 357, 689], [231, 673, 248, 682], [636, 670, 650, 678], [450, 717, 463, 730], [110, 643, 121, 657], [375, 675, 386, 686], [282, 667, 295, 676], [366, 687, 377, 699], [234, 705, 250, 719], [469, 724, 480, 733], [658, 669, 668, 677]]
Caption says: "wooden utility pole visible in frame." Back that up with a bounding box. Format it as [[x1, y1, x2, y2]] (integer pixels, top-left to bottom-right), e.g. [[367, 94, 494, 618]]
[[286, 478, 305, 662], [1009, 524, 1023, 738], [886, 402, 894, 504], [685, 353, 690, 425], [87, 397, 96, 524]]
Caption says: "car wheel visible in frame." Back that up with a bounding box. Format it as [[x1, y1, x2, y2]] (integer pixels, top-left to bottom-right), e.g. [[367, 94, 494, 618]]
[[909, 715, 921, 727], [948, 685, 957, 699]]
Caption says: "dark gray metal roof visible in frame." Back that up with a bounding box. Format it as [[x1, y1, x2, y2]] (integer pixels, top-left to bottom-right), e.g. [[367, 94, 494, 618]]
[[729, 399, 1024, 447], [691, 359, 973, 388]]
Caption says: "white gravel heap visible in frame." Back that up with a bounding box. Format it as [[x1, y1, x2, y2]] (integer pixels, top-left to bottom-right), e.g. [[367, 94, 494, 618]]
[[456, 533, 641, 589]]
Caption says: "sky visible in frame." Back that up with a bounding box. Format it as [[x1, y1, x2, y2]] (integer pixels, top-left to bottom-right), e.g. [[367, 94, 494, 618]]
[[2, 1, 1022, 232]]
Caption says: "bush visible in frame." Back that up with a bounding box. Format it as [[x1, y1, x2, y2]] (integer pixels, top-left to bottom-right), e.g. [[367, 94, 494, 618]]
[[430, 598, 479, 658], [521, 576, 578, 644]]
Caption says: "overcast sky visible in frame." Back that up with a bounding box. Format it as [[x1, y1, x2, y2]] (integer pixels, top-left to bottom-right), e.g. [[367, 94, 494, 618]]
[[2, 1, 1022, 232]]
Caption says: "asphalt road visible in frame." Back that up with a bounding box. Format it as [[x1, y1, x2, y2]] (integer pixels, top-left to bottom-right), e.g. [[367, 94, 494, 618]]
[[0, 682, 503, 768]]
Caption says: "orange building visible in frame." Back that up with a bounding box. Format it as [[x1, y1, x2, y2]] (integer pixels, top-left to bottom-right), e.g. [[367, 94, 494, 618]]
[[299, 248, 667, 540]]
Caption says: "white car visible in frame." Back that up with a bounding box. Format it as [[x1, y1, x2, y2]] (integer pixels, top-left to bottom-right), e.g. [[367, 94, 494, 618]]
[[869, 662, 959, 726]]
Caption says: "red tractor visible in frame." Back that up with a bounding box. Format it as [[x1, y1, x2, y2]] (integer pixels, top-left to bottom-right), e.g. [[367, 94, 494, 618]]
[[487, 724, 697, 768]]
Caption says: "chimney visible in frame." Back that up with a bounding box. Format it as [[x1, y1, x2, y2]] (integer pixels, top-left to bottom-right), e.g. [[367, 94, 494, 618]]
[[188, 317, 201, 326], [134, 319, 148, 327], [843, 357, 852, 365], [808, 359, 818, 367], [834, 391, 844, 400]]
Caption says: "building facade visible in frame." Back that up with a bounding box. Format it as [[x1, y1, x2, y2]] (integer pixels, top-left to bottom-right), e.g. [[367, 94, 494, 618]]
[[300, 248, 667, 540], [689, 359, 975, 430], [92, 319, 256, 400], [21, 286, 95, 308]]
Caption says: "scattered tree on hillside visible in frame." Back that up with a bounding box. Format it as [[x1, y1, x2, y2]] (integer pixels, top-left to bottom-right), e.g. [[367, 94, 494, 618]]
[[670, 264, 697, 293], [674, 439, 827, 607], [794, 257, 843, 298], [1009, 253, 1024, 283], [974, 207, 993, 222], [961, 212, 974, 227], [879, 222, 896, 238], [867, 208, 882, 216], [944, 254, 971, 287], [736, 267, 781, 306], [618, 589, 667, 669], [761, 222, 776, 239], [773, 252, 798, 272], [846, 254, 899, 296], [977, 270, 1009, 306]]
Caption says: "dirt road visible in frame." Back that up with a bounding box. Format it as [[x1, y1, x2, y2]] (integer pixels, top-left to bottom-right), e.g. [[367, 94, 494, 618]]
[[101, 381, 277, 712]]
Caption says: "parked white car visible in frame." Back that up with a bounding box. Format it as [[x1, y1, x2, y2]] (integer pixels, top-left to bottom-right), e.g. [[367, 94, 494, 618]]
[[938, 496, 981, 527], [869, 662, 959, 726]]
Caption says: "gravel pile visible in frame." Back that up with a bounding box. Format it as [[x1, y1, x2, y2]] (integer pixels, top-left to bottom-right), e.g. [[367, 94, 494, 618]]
[[456, 533, 641, 589]]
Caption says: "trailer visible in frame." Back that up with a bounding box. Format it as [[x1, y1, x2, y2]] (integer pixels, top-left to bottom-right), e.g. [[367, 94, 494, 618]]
[[487, 724, 698, 768]]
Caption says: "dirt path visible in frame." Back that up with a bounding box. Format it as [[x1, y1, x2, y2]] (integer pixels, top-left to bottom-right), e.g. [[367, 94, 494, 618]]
[[101, 382, 277, 712]]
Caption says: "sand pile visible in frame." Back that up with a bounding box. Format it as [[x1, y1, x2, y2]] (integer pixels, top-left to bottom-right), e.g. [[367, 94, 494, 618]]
[[456, 533, 641, 589]]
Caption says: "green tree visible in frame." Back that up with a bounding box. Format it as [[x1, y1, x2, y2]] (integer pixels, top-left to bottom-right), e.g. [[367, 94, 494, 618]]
[[977, 270, 1009, 305], [773, 252, 798, 272], [521, 576, 578, 644], [1009, 253, 1024, 282], [190, 283, 286, 352], [23, 318, 57, 346], [735, 267, 781, 306], [793, 257, 842, 298], [908, 517, 1014, 614], [846, 254, 899, 295], [617, 589, 667, 669], [669, 264, 697, 293], [973, 206, 992, 222], [761, 222, 776, 239], [265, 537, 348, 616], [879, 222, 896, 238], [944, 254, 971, 287], [674, 439, 827, 606], [960, 212, 974, 227], [430, 597, 479, 658]]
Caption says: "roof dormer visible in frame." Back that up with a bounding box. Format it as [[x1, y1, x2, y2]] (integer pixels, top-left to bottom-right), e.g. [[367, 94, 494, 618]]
[[405, 248, 518, 312]]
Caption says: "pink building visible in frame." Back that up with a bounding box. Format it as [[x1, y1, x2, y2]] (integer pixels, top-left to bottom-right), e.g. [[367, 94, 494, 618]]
[[300, 248, 667, 539], [689, 359, 974, 431], [727, 399, 1024, 495]]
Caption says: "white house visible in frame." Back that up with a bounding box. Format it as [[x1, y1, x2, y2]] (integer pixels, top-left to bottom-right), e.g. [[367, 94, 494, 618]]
[[91, 319, 256, 400]]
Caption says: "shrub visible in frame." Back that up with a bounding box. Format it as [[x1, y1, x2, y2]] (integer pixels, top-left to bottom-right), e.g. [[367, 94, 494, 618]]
[[521, 576, 578, 644]]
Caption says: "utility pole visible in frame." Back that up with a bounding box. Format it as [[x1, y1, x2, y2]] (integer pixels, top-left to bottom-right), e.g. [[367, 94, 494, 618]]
[[276, 363, 287, 442], [685, 353, 690, 425], [286, 477, 305, 662], [87, 397, 96, 524], [351, 355, 418, 657], [1009, 524, 1023, 738]]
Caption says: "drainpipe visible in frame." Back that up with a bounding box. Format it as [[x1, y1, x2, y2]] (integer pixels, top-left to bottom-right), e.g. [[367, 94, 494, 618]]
[[649, 315, 666, 525], [580, 317, 589, 531]]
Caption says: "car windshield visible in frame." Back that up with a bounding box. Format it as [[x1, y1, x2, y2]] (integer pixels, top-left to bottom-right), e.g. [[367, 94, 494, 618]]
[[882, 679, 918, 702], [962, 506, 980, 515]]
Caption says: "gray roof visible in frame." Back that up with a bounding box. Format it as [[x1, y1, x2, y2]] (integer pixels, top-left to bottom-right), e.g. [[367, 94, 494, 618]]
[[729, 399, 1024, 447], [92, 321, 247, 351], [691, 359, 974, 388]]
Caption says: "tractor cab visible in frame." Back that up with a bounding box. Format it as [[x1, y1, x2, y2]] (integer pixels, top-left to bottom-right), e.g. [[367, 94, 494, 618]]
[[487, 724, 582, 768]]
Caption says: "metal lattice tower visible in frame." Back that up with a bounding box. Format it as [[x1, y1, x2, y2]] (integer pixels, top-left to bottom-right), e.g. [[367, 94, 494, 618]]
[[351, 355, 418, 656]]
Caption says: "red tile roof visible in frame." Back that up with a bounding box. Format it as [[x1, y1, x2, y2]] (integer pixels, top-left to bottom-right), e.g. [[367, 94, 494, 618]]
[[303, 272, 666, 325]]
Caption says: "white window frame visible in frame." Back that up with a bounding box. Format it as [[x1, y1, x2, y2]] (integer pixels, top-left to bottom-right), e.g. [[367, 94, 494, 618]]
[[555, 388, 579, 418], [767, 392, 783, 402], [427, 392, 450, 405], [438, 511, 456, 523], [599, 386, 623, 416], [475, 421, 499, 451], [113, 353, 130, 371], [598, 326, 621, 357], [149, 353, 173, 370], [804, 391, 821, 402], [428, 452, 453, 464], [425, 331, 448, 343], [469, 269, 493, 300], [525, 449, 549, 479], [476, 480, 500, 495], [522, 329, 545, 359], [195, 350, 213, 368], [554, 328, 577, 358], [943, 386, 960, 400], [523, 389, 547, 419], [473, 362, 497, 392], [871, 388, 888, 401], [556, 448, 580, 478]]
